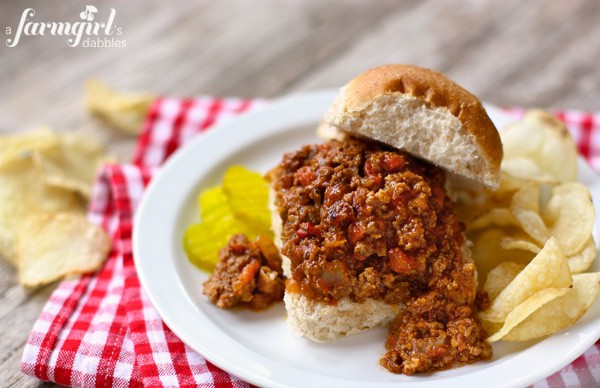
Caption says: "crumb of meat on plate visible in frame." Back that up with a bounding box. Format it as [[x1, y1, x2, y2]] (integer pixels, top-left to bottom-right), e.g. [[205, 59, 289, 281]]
[[203, 234, 285, 311]]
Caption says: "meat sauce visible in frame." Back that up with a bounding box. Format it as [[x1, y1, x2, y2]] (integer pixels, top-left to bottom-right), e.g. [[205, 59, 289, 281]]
[[203, 234, 285, 311], [270, 137, 492, 374]]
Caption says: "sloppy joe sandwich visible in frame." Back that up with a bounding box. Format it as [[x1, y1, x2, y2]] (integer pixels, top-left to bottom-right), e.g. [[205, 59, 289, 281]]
[[267, 64, 502, 374]]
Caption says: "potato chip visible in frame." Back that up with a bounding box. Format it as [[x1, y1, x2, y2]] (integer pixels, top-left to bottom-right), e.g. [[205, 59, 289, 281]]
[[453, 174, 516, 222], [501, 157, 555, 183], [487, 287, 570, 342], [501, 113, 547, 160], [479, 237, 572, 322], [467, 208, 517, 231], [0, 127, 59, 168], [531, 112, 578, 183], [501, 110, 578, 182], [86, 79, 154, 135], [463, 111, 596, 343], [453, 189, 489, 222], [470, 229, 510, 284], [500, 237, 540, 254], [484, 262, 525, 301], [33, 132, 113, 198], [222, 165, 272, 233], [499, 171, 529, 193], [567, 237, 597, 274], [543, 182, 594, 256], [510, 183, 549, 245], [480, 319, 503, 337], [0, 158, 83, 264], [17, 212, 110, 287], [0, 128, 112, 198], [490, 178, 521, 203], [489, 273, 600, 342], [469, 228, 535, 285]]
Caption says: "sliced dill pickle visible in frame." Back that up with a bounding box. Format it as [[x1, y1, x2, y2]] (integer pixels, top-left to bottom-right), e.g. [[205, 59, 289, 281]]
[[222, 165, 271, 233], [184, 166, 274, 272]]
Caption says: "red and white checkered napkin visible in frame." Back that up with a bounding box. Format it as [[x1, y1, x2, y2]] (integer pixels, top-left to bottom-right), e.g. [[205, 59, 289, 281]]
[[20, 97, 600, 387]]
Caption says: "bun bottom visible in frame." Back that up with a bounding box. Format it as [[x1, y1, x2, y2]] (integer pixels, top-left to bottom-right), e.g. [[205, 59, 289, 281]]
[[284, 292, 400, 342], [277, 211, 402, 342], [281, 245, 473, 343], [270, 185, 474, 343]]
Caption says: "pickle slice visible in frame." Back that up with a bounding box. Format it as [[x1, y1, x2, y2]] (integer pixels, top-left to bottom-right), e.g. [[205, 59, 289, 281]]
[[183, 223, 219, 272], [184, 166, 274, 272], [222, 165, 271, 233], [199, 186, 237, 225], [184, 178, 271, 272], [186, 187, 244, 271]]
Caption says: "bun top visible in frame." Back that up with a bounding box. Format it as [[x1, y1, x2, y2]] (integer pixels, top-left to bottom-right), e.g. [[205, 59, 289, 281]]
[[324, 64, 502, 189]]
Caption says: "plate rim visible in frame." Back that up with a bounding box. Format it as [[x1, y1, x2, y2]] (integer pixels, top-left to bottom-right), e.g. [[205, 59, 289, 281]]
[[133, 90, 600, 388]]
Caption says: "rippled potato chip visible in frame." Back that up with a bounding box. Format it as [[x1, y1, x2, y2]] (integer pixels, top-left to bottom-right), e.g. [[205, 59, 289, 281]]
[[501, 110, 578, 182], [499, 235, 597, 275], [543, 182, 594, 256], [480, 238, 572, 323], [470, 229, 511, 284], [0, 127, 59, 167], [468, 208, 518, 232], [497, 171, 529, 195], [509, 182, 595, 258], [486, 287, 570, 341], [500, 237, 540, 254], [33, 132, 113, 198], [0, 158, 83, 264], [510, 183, 549, 245], [0, 127, 112, 287], [488, 273, 600, 342], [484, 262, 525, 302], [464, 110, 598, 344], [0, 128, 112, 199], [567, 237, 597, 274], [470, 228, 535, 285], [86, 79, 155, 135], [17, 212, 110, 287], [501, 158, 555, 183]]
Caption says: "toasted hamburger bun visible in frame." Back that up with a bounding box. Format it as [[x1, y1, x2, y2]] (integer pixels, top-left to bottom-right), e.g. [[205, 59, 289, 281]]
[[324, 64, 502, 189], [273, 64, 497, 342]]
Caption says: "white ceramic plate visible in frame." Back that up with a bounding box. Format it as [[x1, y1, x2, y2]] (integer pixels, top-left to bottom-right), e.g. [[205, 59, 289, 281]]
[[133, 90, 600, 388]]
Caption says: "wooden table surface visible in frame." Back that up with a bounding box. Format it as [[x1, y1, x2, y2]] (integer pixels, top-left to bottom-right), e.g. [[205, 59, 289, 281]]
[[1, 0, 599, 386]]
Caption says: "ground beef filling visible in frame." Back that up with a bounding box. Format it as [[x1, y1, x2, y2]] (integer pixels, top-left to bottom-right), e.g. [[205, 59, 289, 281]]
[[203, 234, 285, 311], [270, 137, 492, 374], [382, 292, 492, 374]]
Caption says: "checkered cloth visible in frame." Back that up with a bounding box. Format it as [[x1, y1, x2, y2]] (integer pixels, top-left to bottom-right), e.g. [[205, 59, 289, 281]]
[[20, 96, 600, 387]]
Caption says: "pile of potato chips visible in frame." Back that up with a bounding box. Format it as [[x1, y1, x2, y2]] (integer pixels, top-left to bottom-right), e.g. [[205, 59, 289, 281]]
[[0, 127, 112, 287], [183, 165, 272, 272], [457, 110, 600, 342]]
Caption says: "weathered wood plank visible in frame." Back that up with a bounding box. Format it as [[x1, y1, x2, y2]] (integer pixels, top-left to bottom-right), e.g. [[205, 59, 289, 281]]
[[294, 0, 600, 111]]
